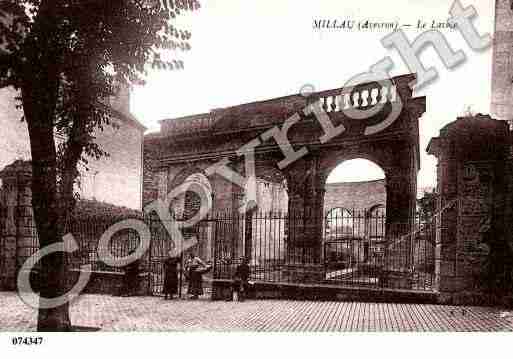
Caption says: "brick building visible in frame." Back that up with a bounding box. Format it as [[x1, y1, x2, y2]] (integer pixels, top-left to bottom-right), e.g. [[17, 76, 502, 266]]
[[0, 85, 145, 210]]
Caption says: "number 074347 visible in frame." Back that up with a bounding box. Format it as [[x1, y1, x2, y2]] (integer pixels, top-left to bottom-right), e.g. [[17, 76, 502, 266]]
[[11, 337, 43, 345]]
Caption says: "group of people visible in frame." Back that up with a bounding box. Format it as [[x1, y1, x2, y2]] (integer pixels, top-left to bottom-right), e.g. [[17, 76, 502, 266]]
[[163, 251, 210, 300], [163, 251, 250, 301], [120, 248, 250, 301]]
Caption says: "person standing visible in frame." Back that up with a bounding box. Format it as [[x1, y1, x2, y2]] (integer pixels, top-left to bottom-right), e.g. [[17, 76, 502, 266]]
[[121, 249, 141, 296], [185, 252, 208, 299], [231, 257, 250, 302], [163, 250, 180, 300]]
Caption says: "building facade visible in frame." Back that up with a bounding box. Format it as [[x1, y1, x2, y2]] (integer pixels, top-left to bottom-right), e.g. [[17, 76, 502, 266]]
[[0, 85, 145, 210]]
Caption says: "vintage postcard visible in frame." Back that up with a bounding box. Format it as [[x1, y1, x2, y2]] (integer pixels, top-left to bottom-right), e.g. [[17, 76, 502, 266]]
[[0, 0, 512, 357]]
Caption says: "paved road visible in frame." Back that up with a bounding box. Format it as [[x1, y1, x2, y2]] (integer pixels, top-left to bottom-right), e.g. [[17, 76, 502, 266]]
[[1, 291, 513, 331]]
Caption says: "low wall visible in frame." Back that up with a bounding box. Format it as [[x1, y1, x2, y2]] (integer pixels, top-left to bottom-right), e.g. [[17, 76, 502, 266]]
[[211, 279, 438, 303], [67, 269, 150, 296], [22, 269, 151, 296]]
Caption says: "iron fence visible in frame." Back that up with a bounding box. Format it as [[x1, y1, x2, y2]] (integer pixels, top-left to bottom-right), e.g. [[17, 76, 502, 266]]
[[212, 210, 437, 292], [12, 210, 437, 295]]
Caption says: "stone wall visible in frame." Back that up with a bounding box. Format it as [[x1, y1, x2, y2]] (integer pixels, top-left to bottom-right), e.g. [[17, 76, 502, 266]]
[[0, 159, 151, 294], [427, 114, 513, 305], [324, 179, 386, 213], [0, 161, 34, 290]]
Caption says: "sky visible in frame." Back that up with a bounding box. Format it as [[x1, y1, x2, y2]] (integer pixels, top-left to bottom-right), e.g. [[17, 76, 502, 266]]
[[131, 0, 496, 189]]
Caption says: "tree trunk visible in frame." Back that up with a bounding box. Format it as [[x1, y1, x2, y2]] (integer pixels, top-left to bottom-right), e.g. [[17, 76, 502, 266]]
[[19, 0, 74, 330], [22, 85, 72, 331]]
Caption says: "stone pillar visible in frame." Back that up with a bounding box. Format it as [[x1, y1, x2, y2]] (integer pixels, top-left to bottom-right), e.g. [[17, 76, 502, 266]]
[[0, 160, 33, 291], [283, 155, 325, 282], [230, 182, 244, 260], [385, 169, 416, 271], [284, 156, 323, 263], [491, 0, 513, 127], [427, 115, 511, 304], [0, 173, 18, 290], [285, 174, 305, 263], [15, 169, 34, 274], [431, 144, 459, 296], [386, 170, 415, 230]]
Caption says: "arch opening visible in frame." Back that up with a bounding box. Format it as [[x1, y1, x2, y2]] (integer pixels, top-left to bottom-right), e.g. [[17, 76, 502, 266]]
[[326, 159, 385, 184], [171, 170, 214, 262], [323, 158, 387, 279]]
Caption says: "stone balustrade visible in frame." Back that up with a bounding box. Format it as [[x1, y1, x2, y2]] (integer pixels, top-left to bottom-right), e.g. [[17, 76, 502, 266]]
[[159, 80, 404, 137], [318, 84, 398, 113]]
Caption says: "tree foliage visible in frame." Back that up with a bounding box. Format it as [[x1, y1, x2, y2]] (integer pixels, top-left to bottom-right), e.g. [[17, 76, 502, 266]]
[[0, 0, 200, 331], [1, 0, 198, 179], [416, 189, 437, 222]]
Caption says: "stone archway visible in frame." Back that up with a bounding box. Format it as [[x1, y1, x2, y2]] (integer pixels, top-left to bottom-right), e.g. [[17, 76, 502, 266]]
[[318, 146, 417, 232], [146, 73, 425, 288], [322, 159, 387, 269], [181, 172, 213, 220], [282, 138, 419, 267], [168, 167, 214, 261], [167, 166, 213, 217]]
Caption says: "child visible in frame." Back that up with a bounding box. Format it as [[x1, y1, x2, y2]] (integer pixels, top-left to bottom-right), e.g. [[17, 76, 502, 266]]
[[231, 257, 250, 302]]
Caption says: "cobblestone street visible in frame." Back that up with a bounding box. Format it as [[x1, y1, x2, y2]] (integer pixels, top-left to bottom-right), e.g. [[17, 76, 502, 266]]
[[1, 291, 513, 331]]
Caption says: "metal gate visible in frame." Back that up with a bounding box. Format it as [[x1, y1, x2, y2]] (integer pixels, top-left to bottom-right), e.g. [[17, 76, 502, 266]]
[[147, 216, 216, 296], [323, 209, 436, 291], [211, 211, 437, 293]]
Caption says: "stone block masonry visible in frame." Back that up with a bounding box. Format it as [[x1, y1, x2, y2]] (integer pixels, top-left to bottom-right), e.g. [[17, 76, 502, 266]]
[[0, 160, 33, 290], [427, 114, 513, 305]]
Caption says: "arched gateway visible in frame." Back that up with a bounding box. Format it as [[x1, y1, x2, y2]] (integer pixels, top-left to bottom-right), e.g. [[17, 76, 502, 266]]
[[144, 73, 426, 293]]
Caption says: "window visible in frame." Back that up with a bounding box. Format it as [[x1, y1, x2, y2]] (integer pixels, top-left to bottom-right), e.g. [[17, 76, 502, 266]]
[[325, 207, 353, 237]]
